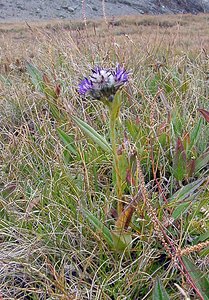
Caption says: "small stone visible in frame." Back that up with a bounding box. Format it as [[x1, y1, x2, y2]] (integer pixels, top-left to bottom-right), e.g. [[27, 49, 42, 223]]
[[61, 5, 74, 12], [67, 7, 74, 12], [17, 5, 24, 10]]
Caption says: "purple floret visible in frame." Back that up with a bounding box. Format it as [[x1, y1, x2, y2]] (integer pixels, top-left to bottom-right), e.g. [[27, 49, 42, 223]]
[[78, 77, 93, 95], [92, 66, 101, 75], [78, 64, 129, 100], [114, 64, 129, 84]]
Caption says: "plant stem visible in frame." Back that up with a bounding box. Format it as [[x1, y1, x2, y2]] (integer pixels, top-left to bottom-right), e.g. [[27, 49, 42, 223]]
[[109, 95, 123, 216]]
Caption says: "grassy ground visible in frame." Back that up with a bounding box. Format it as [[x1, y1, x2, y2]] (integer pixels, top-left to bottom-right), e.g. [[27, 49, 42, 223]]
[[0, 14, 209, 300]]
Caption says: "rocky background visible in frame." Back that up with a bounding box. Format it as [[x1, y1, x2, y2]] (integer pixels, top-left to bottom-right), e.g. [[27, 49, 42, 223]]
[[1, 0, 209, 22]]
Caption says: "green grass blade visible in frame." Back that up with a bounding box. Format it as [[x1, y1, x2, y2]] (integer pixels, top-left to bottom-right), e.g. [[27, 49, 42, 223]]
[[152, 277, 170, 300], [57, 128, 77, 156], [193, 232, 209, 245], [26, 62, 57, 98], [169, 177, 206, 203], [172, 202, 191, 220], [195, 150, 209, 173], [83, 209, 113, 248], [0, 74, 12, 86], [182, 256, 209, 300], [189, 118, 203, 151], [72, 116, 112, 153], [199, 246, 209, 257], [173, 137, 187, 181], [26, 62, 44, 92]]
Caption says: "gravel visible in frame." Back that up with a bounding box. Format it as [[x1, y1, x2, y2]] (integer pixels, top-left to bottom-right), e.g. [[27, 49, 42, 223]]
[[0, 0, 209, 22]]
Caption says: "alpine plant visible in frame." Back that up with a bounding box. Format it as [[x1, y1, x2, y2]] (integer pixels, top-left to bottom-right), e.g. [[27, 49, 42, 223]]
[[78, 64, 129, 101]]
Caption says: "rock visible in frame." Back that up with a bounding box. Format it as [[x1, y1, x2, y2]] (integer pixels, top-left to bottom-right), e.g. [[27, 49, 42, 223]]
[[68, 7, 75, 12], [61, 5, 69, 10], [17, 5, 24, 10], [61, 5, 74, 12], [1, 0, 209, 22], [57, 14, 65, 18]]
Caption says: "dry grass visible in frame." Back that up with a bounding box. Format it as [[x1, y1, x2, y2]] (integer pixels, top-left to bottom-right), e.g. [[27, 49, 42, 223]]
[[0, 13, 209, 300]]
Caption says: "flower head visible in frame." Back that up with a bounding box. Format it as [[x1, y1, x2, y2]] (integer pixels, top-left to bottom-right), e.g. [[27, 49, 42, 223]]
[[78, 64, 129, 101]]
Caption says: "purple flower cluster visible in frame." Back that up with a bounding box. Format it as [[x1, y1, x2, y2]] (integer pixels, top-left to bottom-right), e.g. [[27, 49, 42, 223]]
[[78, 64, 129, 101]]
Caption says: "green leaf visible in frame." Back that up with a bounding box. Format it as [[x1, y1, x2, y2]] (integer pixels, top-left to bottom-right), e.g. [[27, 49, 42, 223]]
[[109, 91, 122, 120], [169, 177, 206, 203], [171, 111, 184, 137], [173, 137, 187, 181], [152, 277, 170, 300], [57, 128, 77, 156], [172, 202, 190, 220], [193, 231, 209, 245], [199, 246, 209, 257], [180, 79, 190, 93], [48, 102, 62, 120], [72, 116, 111, 153], [158, 132, 167, 147], [147, 74, 160, 96], [115, 152, 129, 193], [83, 209, 113, 248], [164, 82, 173, 93], [126, 120, 140, 140], [189, 118, 203, 151], [195, 150, 209, 173], [26, 63, 57, 98], [26, 62, 44, 92], [111, 230, 132, 252], [182, 256, 209, 300]]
